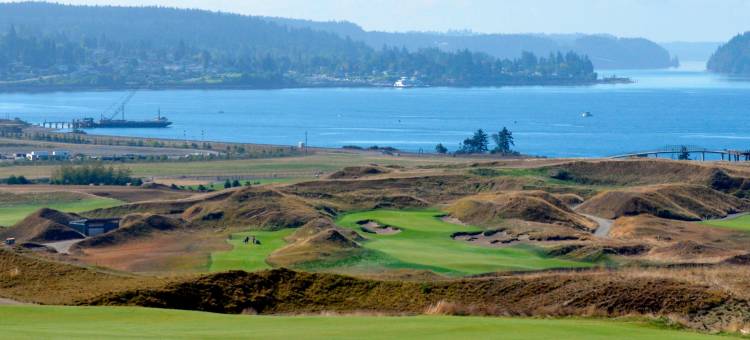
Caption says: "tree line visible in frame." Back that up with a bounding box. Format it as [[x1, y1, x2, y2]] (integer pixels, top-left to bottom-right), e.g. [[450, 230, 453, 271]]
[[50, 164, 142, 186], [0, 3, 599, 88]]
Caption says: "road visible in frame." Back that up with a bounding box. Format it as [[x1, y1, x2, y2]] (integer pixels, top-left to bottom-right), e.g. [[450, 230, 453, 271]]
[[43, 239, 82, 254]]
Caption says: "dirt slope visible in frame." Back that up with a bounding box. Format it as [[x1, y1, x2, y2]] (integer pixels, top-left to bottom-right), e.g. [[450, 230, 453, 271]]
[[73, 214, 185, 250], [0, 208, 83, 243], [610, 214, 750, 261], [84, 268, 749, 333], [0, 248, 162, 304], [267, 229, 362, 268], [328, 166, 390, 179], [447, 191, 597, 231], [181, 187, 323, 230], [577, 184, 749, 220]]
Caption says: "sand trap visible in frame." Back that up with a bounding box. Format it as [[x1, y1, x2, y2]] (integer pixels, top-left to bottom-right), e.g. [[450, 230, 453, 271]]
[[356, 220, 401, 235], [452, 230, 518, 247], [440, 216, 468, 226]]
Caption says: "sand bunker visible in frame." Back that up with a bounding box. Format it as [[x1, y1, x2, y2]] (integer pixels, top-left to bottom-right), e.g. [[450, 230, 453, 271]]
[[452, 230, 524, 247], [356, 220, 401, 235]]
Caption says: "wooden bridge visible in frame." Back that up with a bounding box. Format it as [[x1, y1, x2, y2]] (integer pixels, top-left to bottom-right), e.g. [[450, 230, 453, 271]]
[[610, 145, 750, 161]]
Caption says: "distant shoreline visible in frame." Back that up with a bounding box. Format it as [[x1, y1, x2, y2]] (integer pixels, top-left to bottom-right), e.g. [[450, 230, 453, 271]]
[[0, 78, 632, 94]]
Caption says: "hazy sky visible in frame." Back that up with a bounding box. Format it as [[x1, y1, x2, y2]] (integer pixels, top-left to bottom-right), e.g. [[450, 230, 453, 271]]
[[13, 0, 750, 42]]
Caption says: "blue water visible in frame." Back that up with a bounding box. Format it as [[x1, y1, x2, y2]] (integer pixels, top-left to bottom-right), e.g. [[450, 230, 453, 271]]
[[1, 62, 750, 158]]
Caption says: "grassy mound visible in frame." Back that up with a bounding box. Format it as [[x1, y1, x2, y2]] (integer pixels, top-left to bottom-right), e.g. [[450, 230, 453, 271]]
[[182, 187, 322, 230], [548, 160, 750, 187], [328, 166, 390, 179], [84, 267, 746, 333], [267, 229, 364, 268], [0, 306, 727, 340], [285, 218, 363, 243], [0, 208, 83, 243], [0, 248, 161, 304], [447, 191, 597, 231], [74, 214, 185, 249], [611, 215, 750, 261], [577, 184, 748, 220]]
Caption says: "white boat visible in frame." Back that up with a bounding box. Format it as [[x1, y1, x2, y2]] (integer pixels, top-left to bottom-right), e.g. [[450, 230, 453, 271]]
[[581, 111, 593, 118], [393, 77, 423, 88]]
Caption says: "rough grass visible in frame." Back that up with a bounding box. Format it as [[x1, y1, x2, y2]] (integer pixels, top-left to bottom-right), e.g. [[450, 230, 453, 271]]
[[0, 152, 467, 180], [0, 306, 733, 340], [209, 229, 294, 272], [702, 214, 750, 232], [0, 196, 122, 227], [334, 210, 593, 276]]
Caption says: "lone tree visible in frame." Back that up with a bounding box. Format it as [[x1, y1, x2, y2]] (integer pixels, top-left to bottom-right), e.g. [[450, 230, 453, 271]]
[[492, 127, 515, 154], [435, 143, 448, 154], [458, 129, 489, 154], [678, 146, 691, 160], [224, 179, 232, 189]]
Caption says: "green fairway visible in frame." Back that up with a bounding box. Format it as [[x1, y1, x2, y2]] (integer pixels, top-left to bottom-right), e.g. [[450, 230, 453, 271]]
[[0, 306, 731, 340], [335, 210, 593, 276], [702, 214, 750, 232], [209, 229, 294, 272], [0, 197, 122, 227]]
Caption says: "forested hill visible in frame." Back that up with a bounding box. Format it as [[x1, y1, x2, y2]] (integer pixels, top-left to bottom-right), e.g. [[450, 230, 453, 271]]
[[0, 2, 611, 90], [264, 17, 677, 70], [707, 32, 750, 75]]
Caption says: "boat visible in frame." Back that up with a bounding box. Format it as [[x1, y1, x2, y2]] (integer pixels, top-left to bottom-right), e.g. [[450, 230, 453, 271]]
[[581, 111, 593, 118], [393, 77, 424, 88], [75, 90, 172, 128], [75, 111, 172, 129]]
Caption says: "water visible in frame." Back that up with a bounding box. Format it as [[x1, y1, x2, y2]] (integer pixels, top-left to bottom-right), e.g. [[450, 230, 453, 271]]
[[1, 62, 750, 158]]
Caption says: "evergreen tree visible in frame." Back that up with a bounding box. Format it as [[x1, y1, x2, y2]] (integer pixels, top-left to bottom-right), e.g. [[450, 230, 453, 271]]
[[435, 143, 448, 154], [224, 179, 232, 189], [492, 127, 515, 154]]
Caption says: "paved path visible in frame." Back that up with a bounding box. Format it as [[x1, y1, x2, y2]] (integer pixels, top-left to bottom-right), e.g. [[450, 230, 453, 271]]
[[581, 214, 614, 238], [571, 204, 614, 238], [43, 239, 82, 254]]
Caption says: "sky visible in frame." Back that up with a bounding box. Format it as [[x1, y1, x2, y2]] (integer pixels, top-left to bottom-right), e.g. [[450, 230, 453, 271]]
[[9, 0, 750, 42]]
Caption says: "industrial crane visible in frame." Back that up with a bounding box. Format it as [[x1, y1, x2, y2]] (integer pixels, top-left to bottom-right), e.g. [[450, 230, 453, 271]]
[[101, 89, 137, 121]]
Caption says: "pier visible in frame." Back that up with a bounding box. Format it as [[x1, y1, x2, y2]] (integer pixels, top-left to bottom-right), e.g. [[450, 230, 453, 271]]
[[610, 145, 750, 161], [40, 121, 74, 129]]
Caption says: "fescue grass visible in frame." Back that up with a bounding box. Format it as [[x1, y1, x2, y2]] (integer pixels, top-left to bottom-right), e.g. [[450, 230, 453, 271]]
[[0, 152, 466, 180], [183, 178, 301, 191], [0, 306, 732, 340], [334, 210, 593, 276], [0, 197, 122, 227], [701, 214, 750, 232], [209, 229, 294, 272]]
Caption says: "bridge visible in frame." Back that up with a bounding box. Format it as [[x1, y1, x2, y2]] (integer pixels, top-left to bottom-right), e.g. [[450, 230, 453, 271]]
[[609, 145, 750, 161]]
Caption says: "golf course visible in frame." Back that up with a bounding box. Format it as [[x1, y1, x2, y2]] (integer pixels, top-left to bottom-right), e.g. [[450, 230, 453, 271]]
[[335, 210, 593, 275], [0, 306, 735, 340], [209, 229, 295, 272], [702, 214, 750, 232]]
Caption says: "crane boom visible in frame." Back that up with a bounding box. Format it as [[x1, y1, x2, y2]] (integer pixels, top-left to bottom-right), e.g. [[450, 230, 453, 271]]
[[103, 89, 137, 121]]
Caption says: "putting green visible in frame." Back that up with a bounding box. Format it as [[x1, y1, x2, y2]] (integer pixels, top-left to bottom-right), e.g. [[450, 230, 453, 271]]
[[0, 197, 122, 227], [702, 214, 750, 232], [209, 229, 294, 272], [0, 306, 732, 339], [335, 210, 593, 276]]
